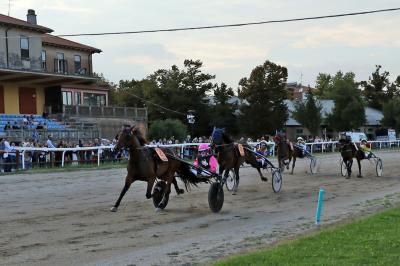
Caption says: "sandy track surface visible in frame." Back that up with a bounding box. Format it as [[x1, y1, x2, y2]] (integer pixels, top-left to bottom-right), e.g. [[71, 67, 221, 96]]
[[1, 151, 400, 266]]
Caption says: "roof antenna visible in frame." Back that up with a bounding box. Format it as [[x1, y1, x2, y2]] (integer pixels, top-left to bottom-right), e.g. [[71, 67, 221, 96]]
[[300, 72, 303, 86], [8, 0, 11, 16]]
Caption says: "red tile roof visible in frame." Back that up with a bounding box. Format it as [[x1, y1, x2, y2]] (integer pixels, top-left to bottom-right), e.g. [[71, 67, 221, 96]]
[[42, 35, 102, 53], [0, 13, 53, 33]]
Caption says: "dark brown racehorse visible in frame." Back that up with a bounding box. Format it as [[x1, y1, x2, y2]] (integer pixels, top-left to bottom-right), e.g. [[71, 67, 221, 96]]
[[337, 138, 365, 178], [111, 126, 205, 212], [273, 135, 302, 174], [211, 128, 245, 194], [242, 143, 268, 182]]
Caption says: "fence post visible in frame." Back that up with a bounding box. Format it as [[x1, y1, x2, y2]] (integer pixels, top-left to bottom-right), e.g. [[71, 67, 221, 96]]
[[98, 148, 101, 166], [15, 150, 20, 171], [61, 151, 66, 167], [21, 150, 25, 170]]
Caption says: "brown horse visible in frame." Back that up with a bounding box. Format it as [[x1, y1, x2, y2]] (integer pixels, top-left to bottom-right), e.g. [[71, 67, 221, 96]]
[[337, 138, 365, 178], [242, 143, 268, 182], [211, 128, 245, 194], [274, 135, 303, 174], [111, 126, 206, 212]]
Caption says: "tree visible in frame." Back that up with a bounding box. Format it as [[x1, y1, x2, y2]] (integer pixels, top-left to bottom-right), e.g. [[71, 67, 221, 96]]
[[360, 65, 391, 110], [148, 119, 188, 141], [112, 79, 152, 107], [209, 83, 238, 134], [292, 91, 322, 136], [238, 60, 288, 137], [314, 73, 332, 99], [381, 97, 400, 132], [146, 59, 216, 136], [325, 72, 366, 131]]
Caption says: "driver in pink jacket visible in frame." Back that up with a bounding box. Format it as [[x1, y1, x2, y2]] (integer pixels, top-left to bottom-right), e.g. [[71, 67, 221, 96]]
[[193, 143, 218, 175]]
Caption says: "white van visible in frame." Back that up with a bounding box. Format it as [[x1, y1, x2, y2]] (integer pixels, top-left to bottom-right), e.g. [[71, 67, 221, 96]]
[[339, 132, 367, 142]]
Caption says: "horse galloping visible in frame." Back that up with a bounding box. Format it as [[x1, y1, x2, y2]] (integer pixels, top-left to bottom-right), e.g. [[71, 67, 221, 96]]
[[274, 135, 299, 174], [337, 138, 364, 178], [211, 128, 245, 194], [111, 126, 207, 212]]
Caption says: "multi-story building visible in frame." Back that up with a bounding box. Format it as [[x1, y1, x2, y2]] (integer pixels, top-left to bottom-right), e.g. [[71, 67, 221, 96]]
[[0, 9, 107, 115]]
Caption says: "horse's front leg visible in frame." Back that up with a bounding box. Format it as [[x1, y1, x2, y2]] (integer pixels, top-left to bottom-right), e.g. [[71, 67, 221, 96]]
[[356, 158, 363, 178], [111, 175, 135, 212]]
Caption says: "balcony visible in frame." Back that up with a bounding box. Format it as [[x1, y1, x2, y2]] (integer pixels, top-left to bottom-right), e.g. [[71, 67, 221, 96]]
[[0, 56, 98, 86]]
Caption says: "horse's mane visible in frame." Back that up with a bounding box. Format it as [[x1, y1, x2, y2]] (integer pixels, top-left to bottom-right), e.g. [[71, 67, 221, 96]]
[[130, 127, 148, 146], [222, 131, 234, 144]]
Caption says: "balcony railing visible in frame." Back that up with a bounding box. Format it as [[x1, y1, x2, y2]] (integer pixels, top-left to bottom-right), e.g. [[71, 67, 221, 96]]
[[0, 54, 94, 77], [60, 105, 147, 121], [54, 59, 68, 74]]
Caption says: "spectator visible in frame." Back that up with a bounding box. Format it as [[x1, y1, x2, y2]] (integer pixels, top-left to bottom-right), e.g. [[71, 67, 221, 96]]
[[4, 121, 11, 130], [3, 138, 12, 172], [36, 122, 44, 130], [12, 121, 20, 129], [46, 135, 55, 148]]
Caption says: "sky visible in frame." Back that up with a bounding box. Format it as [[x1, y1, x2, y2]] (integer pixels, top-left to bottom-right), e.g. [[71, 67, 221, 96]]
[[3, 0, 400, 89]]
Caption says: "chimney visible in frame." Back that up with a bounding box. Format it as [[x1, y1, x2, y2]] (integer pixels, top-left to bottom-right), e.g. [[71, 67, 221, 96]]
[[27, 9, 37, 25]]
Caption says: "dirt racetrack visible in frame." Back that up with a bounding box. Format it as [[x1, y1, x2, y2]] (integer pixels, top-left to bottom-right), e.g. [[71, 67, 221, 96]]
[[1, 151, 400, 266]]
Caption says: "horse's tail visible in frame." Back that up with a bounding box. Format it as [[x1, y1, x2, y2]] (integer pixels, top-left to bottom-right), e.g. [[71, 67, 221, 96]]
[[176, 162, 209, 191]]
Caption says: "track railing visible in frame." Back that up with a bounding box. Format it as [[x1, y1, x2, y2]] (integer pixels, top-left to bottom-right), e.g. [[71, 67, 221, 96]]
[[2, 139, 398, 172]]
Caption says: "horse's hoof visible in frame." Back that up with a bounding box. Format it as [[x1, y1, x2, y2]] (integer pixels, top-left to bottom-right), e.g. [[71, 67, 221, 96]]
[[345, 176, 351, 179], [357, 175, 363, 178], [145, 193, 152, 199], [261, 177, 268, 182], [110, 206, 118, 212], [177, 189, 185, 195]]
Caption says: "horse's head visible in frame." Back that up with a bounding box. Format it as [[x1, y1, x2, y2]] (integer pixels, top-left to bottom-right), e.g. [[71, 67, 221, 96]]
[[114, 125, 147, 151]]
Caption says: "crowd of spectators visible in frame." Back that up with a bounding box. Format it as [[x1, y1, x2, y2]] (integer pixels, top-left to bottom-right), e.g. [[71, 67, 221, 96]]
[[3, 114, 51, 131]]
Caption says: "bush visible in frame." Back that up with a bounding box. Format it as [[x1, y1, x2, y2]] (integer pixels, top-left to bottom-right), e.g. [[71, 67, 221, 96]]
[[148, 119, 188, 141]]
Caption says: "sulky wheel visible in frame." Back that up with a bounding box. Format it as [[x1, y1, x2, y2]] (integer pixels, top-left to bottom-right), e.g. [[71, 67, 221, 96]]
[[340, 160, 347, 177], [225, 170, 237, 192], [152, 181, 169, 209], [310, 157, 318, 174], [376, 158, 383, 177], [272, 169, 283, 193], [208, 182, 224, 213]]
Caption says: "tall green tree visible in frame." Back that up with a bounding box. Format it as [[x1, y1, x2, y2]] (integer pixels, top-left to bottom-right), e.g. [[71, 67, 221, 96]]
[[238, 60, 288, 137], [325, 72, 366, 131], [381, 97, 400, 132], [314, 73, 332, 99], [209, 83, 238, 135], [148, 119, 188, 141], [112, 79, 152, 107], [146, 59, 216, 136], [360, 65, 391, 110], [292, 91, 322, 136]]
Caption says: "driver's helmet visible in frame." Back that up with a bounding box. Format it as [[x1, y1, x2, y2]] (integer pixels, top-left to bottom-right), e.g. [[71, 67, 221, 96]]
[[361, 138, 367, 144], [198, 143, 210, 156], [297, 137, 304, 142], [345, 135, 352, 142]]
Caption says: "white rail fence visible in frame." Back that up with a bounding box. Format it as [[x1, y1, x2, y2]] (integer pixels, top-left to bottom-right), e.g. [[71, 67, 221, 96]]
[[7, 140, 400, 171]]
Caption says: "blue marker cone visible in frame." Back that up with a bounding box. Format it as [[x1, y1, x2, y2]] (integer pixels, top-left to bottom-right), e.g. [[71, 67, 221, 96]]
[[315, 188, 325, 226]]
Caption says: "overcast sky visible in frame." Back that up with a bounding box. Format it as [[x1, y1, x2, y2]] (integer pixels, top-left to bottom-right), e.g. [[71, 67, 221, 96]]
[[4, 0, 400, 89]]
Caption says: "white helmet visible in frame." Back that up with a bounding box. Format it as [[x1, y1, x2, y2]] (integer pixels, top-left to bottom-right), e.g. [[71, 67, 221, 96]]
[[297, 137, 304, 141]]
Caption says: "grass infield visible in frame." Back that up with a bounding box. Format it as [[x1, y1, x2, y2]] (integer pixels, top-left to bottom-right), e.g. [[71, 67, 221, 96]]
[[215, 207, 400, 266]]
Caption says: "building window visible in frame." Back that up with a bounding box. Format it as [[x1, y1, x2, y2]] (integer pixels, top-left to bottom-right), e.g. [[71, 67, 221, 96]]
[[55, 52, 67, 74], [62, 91, 72, 105], [296, 128, 304, 134], [83, 93, 106, 106], [74, 92, 81, 105], [20, 36, 29, 59], [41, 50, 46, 70], [74, 55, 81, 74]]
